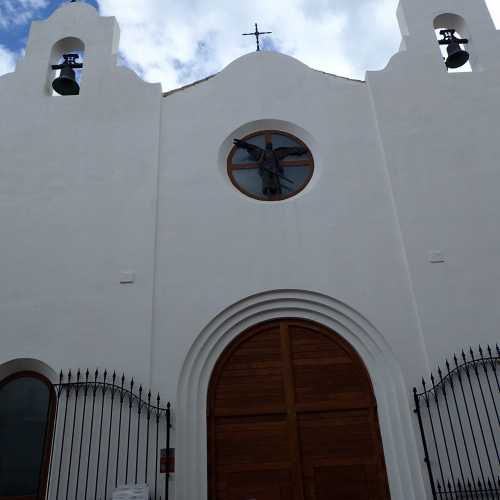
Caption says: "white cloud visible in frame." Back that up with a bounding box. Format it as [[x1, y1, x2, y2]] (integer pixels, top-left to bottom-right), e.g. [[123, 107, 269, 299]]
[[0, 45, 16, 76], [97, 0, 376, 91], [1, 0, 499, 89], [0, 0, 49, 28], [485, 0, 500, 27], [96, 0, 500, 92]]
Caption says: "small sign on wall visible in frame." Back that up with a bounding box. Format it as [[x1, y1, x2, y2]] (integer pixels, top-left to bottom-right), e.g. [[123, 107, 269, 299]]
[[160, 448, 175, 473]]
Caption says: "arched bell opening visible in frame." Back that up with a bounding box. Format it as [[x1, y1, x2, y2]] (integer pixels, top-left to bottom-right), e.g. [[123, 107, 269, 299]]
[[433, 14, 473, 73], [48, 37, 85, 96], [207, 318, 391, 500]]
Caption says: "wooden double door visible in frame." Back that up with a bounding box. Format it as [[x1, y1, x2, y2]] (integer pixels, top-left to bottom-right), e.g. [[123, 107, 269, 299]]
[[208, 319, 390, 500]]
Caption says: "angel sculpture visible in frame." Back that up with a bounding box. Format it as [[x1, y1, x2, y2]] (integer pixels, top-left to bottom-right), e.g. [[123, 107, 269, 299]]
[[233, 138, 308, 197]]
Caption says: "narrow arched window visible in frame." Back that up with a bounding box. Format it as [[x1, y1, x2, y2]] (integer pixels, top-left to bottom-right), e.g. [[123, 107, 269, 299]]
[[0, 372, 55, 500]]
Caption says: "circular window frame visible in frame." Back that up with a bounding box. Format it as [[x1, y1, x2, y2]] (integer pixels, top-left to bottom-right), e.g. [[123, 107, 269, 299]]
[[227, 130, 314, 201]]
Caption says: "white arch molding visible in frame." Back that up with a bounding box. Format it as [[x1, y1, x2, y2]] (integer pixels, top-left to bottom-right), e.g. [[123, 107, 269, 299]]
[[175, 289, 428, 500], [0, 357, 58, 383]]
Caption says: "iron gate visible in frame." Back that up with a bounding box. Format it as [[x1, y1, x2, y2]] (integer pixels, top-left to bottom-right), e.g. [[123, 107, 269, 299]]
[[413, 345, 499, 499], [46, 370, 172, 500]]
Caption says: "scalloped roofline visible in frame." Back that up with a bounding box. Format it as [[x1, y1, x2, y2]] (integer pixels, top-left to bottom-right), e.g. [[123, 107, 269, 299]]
[[162, 62, 365, 98]]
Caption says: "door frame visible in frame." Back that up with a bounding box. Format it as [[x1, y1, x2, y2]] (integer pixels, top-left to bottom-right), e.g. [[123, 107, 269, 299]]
[[175, 290, 428, 500], [206, 318, 390, 500]]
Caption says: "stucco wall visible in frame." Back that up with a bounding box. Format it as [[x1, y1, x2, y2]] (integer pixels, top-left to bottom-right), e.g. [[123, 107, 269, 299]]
[[152, 51, 427, 402], [0, 3, 162, 385], [367, 0, 500, 365], [1, 0, 499, 498]]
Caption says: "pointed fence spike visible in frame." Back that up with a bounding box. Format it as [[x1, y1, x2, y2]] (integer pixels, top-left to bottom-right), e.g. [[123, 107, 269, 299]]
[[59, 370, 63, 382], [85, 368, 89, 379], [478, 345, 484, 357]]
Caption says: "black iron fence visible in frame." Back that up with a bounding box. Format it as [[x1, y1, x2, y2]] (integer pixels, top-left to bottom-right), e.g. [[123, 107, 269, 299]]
[[413, 345, 499, 499], [47, 370, 172, 500]]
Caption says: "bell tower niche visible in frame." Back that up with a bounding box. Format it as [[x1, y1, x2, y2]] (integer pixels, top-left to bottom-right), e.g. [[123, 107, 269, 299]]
[[434, 15, 471, 72], [12, 1, 120, 97], [396, 0, 500, 73], [49, 38, 85, 96]]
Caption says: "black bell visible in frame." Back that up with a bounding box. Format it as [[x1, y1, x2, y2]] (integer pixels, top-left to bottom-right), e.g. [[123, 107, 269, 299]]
[[445, 42, 470, 69], [51, 54, 83, 96], [52, 64, 79, 95]]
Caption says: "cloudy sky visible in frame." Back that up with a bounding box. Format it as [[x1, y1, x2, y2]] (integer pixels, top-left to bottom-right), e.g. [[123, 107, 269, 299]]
[[0, 0, 499, 91]]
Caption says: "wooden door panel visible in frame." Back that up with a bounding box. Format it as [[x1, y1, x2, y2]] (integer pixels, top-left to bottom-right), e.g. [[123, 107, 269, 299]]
[[223, 469, 293, 500], [215, 415, 290, 467], [297, 410, 376, 462], [312, 464, 384, 500], [208, 320, 390, 500], [289, 326, 372, 408], [213, 326, 286, 416]]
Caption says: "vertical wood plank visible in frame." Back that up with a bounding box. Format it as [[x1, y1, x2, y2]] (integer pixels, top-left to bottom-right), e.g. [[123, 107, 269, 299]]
[[280, 321, 306, 500]]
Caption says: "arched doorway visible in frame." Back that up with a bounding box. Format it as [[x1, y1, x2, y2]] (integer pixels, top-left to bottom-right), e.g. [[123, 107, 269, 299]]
[[0, 371, 56, 500], [207, 319, 390, 500]]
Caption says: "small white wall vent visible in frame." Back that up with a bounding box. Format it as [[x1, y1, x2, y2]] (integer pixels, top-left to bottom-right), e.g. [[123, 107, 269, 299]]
[[119, 271, 136, 284]]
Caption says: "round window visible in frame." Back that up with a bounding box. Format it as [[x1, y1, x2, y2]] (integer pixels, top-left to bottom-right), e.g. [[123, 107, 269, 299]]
[[227, 131, 314, 201]]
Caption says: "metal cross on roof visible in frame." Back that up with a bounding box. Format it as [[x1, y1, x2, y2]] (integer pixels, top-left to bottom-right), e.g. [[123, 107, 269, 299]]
[[242, 23, 272, 52]]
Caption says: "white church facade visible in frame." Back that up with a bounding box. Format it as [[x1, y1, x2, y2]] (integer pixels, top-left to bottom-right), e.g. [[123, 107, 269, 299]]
[[0, 0, 499, 499]]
